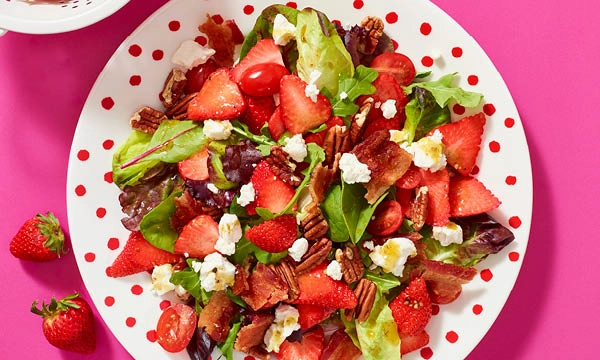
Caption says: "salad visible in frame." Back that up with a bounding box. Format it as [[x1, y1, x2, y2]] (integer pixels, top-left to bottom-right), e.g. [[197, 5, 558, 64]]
[[108, 4, 515, 360]]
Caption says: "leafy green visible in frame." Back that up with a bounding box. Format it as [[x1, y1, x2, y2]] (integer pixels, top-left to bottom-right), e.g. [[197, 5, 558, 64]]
[[278, 143, 326, 215], [225, 289, 247, 308], [321, 184, 350, 242], [144, 121, 206, 163], [295, 8, 354, 94], [405, 73, 483, 108], [355, 289, 401, 360], [255, 207, 276, 220], [112, 130, 156, 188], [327, 65, 378, 117], [139, 191, 182, 252], [364, 270, 402, 293], [170, 258, 202, 299], [341, 182, 388, 243], [231, 237, 287, 265], [231, 120, 275, 156], [217, 320, 242, 360]]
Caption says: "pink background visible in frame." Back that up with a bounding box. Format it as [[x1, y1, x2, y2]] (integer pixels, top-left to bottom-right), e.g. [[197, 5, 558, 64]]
[[1, 0, 598, 358]]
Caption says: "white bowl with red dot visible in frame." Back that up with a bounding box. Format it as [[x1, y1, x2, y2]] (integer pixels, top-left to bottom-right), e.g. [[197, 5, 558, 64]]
[[66, 0, 532, 359]]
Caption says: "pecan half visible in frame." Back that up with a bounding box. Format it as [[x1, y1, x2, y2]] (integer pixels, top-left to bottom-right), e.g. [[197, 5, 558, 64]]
[[295, 237, 332, 275], [349, 97, 374, 144], [161, 68, 187, 108], [410, 186, 429, 231], [346, 278, 377, 322], [323, 125, 351, 168], [130, 106, 168, 134], [266, 146, 302, 186], [299, 203, 329, 241], [165, 92, 197, 120], [308, 163, 334, 204], [269, 259, 299, 301], [359, 16, 384, 55], [335, 244, 364, 284]]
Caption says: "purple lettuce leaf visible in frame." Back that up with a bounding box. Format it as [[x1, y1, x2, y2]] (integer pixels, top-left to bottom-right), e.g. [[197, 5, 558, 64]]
[[222, 140, 263, 184]]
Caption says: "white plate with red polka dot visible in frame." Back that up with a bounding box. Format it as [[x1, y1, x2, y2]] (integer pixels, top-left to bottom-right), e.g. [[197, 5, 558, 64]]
[[66, 0, 532, 359]]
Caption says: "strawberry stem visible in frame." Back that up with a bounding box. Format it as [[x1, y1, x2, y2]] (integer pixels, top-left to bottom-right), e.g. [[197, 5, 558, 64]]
[[120, 125, 200, 169]]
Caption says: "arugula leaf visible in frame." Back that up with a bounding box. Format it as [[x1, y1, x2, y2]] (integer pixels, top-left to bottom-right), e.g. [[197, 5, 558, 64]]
[[364, 270, 402, 293], [139, 191, 182, 252], [231, 237, 287, 265], [217, 320, 242, 360], [226, 289, 247, 308], [231, 120, 276, 156], [278, 143, 326, 215], [414, 70, 432, 79], [170, 259, 202, 299], [341, 182, 388, 243], [405, 72, 483, 108], [355, 289, 401, 360], [328, 65, 378, 117], [321, 184, 350, 242], [255, 207, 276, 220], [403, 87, 451, 143]]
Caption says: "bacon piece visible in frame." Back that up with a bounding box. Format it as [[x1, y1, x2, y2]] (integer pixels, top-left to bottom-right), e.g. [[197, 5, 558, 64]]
[[421, 259, 477, 304], [171, 190, 205, 232], [241, 263, 289, 311], [197, 291, 239, 342], [232, 264, 250, 296], [199, 15, 236, 67], [234, 313, 275, 353], [352, 129, 412, 204]]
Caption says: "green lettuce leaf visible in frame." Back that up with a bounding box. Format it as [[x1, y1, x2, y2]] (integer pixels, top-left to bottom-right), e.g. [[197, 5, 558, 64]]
[[321, 184, 350, 242], [295, 8, 354, 94], [139, 191, 182, 252], [112, 130, 157, 188], [231, 237, 287, 265], [327, 65, 378, 117], [355, 289, 401, 360], [404, 72, 483, 108], [218, 319, 242, 360], [170, 258, 202, 300]]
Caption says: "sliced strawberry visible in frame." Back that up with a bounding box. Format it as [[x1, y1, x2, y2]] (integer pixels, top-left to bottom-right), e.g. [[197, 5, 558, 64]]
[[244, 215, 297, 253], [449, 175, 501, 217], [185, 59, 219, 94], [240, 95, 276, 134], [304, 116, 345, 146], [292, 263, 358, 309], [277, 325, 324, 360], [249, 160, 295, 214], [370, 52, 417, 86], [431, 112, 486, 175], [320, 328, 362, 360], [362, 116, 402, 140], [419, 168, 450, 226], [173, 215, 219, 259], [296, 304, 336, 330], [268, 106, 286, 141], [106, 231, 182, 278], [396, 165, 422, 189], [231, 39, 285, 83], [187, 68, 247, 121], [389, 277, 433, 336], [280, 75, 332, 134], [361, 73, 409, 126], [400, 330, 430, 355], [223, 19, 244, 45], [178, 147, 209, 181]]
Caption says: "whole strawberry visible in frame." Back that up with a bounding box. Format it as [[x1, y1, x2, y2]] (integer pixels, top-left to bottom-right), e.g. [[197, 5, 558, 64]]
[[10, 212, 66, 261], [31, 293, 96, 354]]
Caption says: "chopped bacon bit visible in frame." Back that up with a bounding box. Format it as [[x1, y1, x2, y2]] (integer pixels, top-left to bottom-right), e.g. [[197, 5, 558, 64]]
[[234, 313, 275, 353], [241, 263, 289, 311], [199, 14, 236, 67], [170, 190, 205, 232], [197, 291, 239, 342]]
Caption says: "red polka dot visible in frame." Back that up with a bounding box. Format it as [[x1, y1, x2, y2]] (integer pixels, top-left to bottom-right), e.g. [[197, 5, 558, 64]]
[[108, 237, 120, 250], [131, 285, 144, 295], [353, 0, 364, 9], [152, 49, 164, 61], [243, 5, 254, 14], [128, 44, 142, 57], [75, 185, 86, 196], [509, 251, 520, 262], [285, 2, 297, 9], [146, 330, 157, 342], [421, 56, 434, 67], [505, 117, 515, 128], [509, 216, 522, 229], [489, 141, 501, 153], [483, 103, 496, 116], [392, 39, 399, 50], [84, 252, 96, 262], [505, 175, 517, 185], [431, 304, 440, 315], [126, 317, 136, 327], [211, 14, 224, 24], [480, 268, 493, 282], [385, 12, 398, 24], [104, 171, 113, 184], [451, 47, 463, 58], [96, 207, 107, 218], [470, 165, 480, 175], [160, 300, 172, 310], [446, 330, 459, 343], [472, 304, 483, 315], [101, 97, 114, 110], [453, 104, 465, 115], [420, 347, 433, 359], [420, 22, 432, 35], [102, 139, 114, 150], [195, 35, 207, 46], [104, 296, 115, 307], [77, 149, 90, 161], [467, 75, 479, 85], [168, 20, 180, 31], [129, 75, 141, 86]]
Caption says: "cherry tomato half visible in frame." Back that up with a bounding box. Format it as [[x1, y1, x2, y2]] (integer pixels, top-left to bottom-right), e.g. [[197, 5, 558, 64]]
[[238, 62, 290, 96], [370, 52, 416, 86], [185, 59, 219, 94], [367, 200, 404, 236], [156, 303, 197, 353]]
